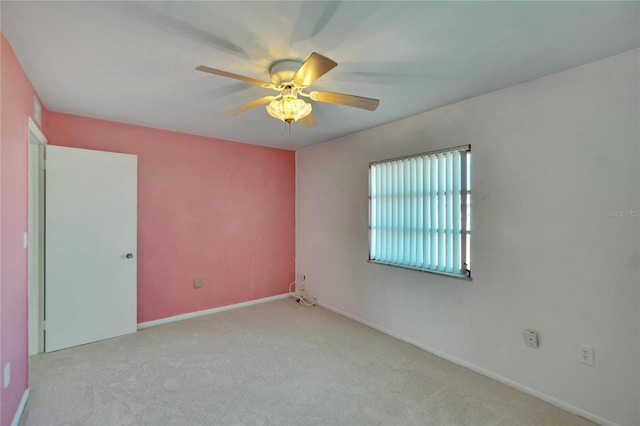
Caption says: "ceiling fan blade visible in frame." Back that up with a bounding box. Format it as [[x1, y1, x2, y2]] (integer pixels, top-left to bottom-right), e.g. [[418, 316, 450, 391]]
[[298, 113, 318, 129], [290, 1, 341, 44], [310, 91, 379, 111], [122, 3, 250, 60], [293, 52, 337, 87], [196, 66, 273, 88], [225, 96, 275, 116]]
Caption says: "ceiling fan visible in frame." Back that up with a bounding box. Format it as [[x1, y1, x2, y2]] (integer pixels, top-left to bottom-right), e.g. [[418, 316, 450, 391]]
[[196, 52, 380, 129]]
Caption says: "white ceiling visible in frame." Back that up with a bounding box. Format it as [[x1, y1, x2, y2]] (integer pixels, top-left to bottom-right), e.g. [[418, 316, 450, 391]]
[[2, 1, 638, 150]]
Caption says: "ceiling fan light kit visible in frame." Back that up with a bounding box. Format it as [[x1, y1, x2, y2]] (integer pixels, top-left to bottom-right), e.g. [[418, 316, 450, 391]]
[[266, 89, 312, 124], [196, 52, 380, 129]]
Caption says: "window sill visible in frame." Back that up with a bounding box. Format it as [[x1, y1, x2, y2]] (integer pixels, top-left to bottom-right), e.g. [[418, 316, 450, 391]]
[[367, 259, 472, 281]]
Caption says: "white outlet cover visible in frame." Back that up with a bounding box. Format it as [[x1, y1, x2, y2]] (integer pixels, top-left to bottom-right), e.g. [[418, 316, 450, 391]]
[[522, 330, 538, 348], [578, 344, 595, 366]]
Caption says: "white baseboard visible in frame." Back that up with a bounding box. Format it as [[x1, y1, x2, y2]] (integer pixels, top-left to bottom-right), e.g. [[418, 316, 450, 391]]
[[11, 389, 30, 426], [137, 293, 289, 329], [319, 302, 617, 426]]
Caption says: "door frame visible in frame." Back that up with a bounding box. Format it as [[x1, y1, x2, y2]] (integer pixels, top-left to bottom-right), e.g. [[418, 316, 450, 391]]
[[28, 117, 47, 355]]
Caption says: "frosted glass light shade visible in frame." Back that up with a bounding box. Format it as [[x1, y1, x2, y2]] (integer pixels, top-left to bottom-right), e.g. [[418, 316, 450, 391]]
[[266, 98, 312, 124]]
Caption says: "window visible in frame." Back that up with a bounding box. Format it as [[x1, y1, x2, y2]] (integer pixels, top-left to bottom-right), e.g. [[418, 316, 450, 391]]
[[369, 145, 471, 278]]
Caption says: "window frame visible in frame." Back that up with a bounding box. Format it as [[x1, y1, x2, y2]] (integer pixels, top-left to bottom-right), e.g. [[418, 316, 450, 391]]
[[367, 145, 471, 279]]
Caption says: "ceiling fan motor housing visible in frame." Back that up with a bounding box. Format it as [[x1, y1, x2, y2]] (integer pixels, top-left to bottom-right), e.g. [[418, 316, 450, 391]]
[[268, 59, 304, 87]]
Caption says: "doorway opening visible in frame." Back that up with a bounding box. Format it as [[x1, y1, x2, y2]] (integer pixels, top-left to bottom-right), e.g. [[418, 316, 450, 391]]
[[28, 117, 46, 355]]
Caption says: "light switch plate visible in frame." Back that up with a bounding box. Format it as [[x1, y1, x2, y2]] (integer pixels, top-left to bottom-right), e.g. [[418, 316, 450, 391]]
[[3, 363, 10, 388], [194, 278, 202, 289]]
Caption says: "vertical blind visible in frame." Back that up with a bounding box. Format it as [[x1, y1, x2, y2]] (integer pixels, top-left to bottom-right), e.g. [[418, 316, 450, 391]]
[[369, 146, 470, 277]]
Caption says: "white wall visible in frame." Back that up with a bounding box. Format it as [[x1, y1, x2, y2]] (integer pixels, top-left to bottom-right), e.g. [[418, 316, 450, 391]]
[[296, 49, 640, 426]]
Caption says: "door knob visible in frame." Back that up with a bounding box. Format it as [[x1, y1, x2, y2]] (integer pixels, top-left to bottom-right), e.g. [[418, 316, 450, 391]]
[[126, 253, 134, 259]]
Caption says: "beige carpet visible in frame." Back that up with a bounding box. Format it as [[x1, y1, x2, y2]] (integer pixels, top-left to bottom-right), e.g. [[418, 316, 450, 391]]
[[21, 298, 593, 426]]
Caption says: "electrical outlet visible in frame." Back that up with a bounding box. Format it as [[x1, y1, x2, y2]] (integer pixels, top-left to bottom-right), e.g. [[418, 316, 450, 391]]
[[296, 273, 306, 292], [3, 363, 10, 388], [193, 278, 202, 289], [522, 330, 539, 348], [578, 344, 595, 366]]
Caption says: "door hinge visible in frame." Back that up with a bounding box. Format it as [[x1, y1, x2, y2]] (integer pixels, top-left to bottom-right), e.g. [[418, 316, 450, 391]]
[[41, 320, 46, 331]]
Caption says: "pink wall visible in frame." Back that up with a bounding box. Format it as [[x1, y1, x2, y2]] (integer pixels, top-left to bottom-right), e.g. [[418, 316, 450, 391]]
[[45, 112, 295, 323], [1, 30, 293, 423], [0, 33, 42, 426]]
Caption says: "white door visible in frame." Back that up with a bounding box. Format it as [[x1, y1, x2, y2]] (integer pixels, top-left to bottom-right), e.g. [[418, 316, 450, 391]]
[[45, 145, 137, 352]]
